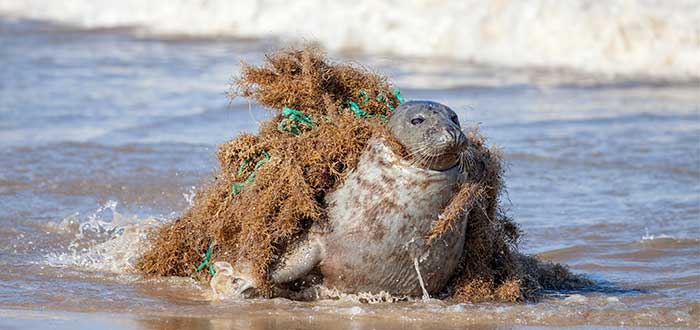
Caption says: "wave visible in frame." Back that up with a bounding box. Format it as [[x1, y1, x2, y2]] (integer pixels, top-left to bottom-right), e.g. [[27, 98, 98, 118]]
[[1, 0, 699, 79]]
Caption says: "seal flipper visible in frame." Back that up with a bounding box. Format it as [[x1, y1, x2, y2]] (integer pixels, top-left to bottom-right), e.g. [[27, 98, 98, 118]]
[[270, 237, 323, 284], [210, 260, 259, 298], [209, 237, 323, 299]]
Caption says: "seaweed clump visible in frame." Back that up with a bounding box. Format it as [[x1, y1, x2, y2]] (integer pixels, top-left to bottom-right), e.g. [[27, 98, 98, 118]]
[[136, 45, 589, 302]]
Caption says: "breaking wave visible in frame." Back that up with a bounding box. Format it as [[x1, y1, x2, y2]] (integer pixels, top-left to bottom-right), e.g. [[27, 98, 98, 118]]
[[1, 0, 699, 79]]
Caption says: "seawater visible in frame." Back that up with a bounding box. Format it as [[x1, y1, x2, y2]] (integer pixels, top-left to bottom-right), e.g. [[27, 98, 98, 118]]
[[1, 0, 700, 78], [0, 14, 698, 330]]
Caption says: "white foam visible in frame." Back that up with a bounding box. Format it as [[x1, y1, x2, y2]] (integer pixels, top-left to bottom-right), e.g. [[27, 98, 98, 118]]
[[641, 227, 674, 241], [1, 0, 699, 79], [182, 186, 197, 208], [45, 200, 162, 273]]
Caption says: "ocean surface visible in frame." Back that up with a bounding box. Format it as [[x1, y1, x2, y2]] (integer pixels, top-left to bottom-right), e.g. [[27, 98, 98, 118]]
[[0, 3, 699, 329]]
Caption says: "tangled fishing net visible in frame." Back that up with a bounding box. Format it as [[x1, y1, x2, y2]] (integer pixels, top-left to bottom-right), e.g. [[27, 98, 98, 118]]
[[136, 46, 590, 302]]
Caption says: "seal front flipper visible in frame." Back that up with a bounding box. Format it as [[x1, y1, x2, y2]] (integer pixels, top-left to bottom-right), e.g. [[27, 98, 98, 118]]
[[270, 236, 324, 284], [210, 260, 258, 299], [210, 236, 323, 299]]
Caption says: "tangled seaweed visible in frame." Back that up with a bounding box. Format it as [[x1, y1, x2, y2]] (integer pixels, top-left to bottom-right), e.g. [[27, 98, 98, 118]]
[[137, 45, 590, 302]]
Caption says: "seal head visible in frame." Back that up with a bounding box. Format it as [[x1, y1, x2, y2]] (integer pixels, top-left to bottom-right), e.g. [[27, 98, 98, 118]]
[[388, 101, 468, 171]]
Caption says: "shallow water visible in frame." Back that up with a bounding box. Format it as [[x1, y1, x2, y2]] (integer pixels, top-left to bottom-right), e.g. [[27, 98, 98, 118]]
[[0, 18, 699, 329]]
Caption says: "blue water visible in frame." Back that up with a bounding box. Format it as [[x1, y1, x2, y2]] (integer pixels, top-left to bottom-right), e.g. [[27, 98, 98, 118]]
[[0, 17, 699, 329]]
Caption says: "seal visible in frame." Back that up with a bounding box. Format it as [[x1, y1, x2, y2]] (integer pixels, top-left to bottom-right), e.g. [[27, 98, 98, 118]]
[[212, 100, 470, 298]]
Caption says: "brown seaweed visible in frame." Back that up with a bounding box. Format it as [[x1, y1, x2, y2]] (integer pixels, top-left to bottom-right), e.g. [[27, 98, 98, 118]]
[[137, 45, 589, 302]]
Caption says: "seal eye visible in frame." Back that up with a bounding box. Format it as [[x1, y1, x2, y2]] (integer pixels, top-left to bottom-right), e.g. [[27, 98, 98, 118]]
[[410, 117, 424, 125]]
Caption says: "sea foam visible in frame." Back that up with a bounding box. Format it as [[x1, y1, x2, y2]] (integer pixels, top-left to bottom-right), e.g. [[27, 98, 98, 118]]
[[1, 0, 698, 78]]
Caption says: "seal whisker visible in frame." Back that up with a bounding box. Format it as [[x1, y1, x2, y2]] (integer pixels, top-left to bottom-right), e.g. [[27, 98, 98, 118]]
[[408, 142, 444, 168], [406, 144, 432, 168], [404, 142, 432, 160], [415, 151, 435, 168]]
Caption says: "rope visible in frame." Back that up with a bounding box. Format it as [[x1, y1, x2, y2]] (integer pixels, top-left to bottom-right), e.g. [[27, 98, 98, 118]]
[[358, 90, 370, 105], [195, 240, 216, 276], [345, 88, 407, 118], [278, 107, 315, 135], [394, 88, 407, 104], [378, 88, 408, 110], [231, 150, 270, 195], [345, 100, 369, 117]]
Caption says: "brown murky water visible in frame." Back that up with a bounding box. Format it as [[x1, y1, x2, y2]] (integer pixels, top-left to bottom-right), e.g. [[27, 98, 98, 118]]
[[0, 19, 698, 329]]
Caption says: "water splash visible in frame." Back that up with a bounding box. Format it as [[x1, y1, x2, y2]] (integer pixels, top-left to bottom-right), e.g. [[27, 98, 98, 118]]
[[641, 227, 674, 241], [183, 186, 197, 207], [45, 200, 162, 273], [310, 287, 404, 304]]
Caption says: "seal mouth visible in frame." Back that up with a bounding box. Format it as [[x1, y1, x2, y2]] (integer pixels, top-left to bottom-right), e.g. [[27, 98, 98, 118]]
[[420, 133, 468, 171], [441, 154, 462, 171], [411, 150, 463, 172], [437, 152, 463, 172]]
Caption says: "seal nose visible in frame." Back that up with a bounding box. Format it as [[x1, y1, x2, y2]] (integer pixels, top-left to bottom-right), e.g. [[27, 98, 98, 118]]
[[438, 130, 453, 145]]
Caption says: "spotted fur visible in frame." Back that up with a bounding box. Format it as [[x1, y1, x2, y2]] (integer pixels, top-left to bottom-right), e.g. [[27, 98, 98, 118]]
[[319, 139, 467, 296]]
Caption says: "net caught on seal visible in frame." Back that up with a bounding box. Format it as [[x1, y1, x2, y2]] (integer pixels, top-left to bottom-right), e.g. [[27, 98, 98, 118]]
[[136, 45, 590, 302]]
